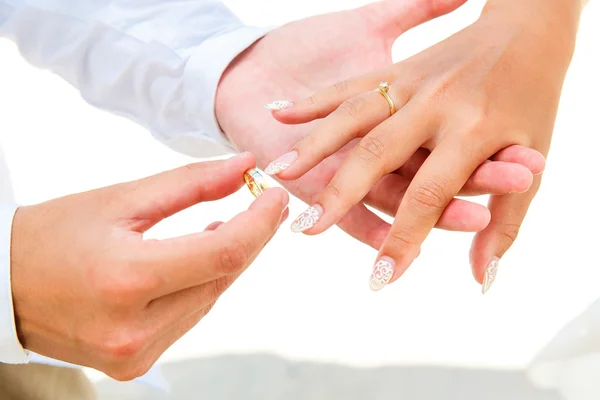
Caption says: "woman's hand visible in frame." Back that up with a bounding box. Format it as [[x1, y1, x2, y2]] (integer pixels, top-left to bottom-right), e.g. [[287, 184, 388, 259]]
[[10, 153, 288, 380], [217, 0, 546, 250], [266, 0, 582, 292]]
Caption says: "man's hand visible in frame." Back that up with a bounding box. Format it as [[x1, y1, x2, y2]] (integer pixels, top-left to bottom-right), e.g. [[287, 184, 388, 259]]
[[216, 0, 545, 249], [10, 152, 288, 380]]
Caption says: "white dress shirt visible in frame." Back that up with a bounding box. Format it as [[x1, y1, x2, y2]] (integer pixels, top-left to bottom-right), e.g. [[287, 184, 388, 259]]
[[0, 0, 270, 366]]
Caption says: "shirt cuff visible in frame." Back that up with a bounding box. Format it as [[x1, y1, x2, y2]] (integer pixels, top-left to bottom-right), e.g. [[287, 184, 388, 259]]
[[0, 204, 29, 363], [165, 25, 274, 158]]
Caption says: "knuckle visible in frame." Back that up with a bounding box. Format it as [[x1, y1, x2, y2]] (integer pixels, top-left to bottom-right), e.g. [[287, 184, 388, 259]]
[[323, 184, 342, 201], [334, 80, 349, 95], [459, 108, 488, 139], [181, 162, 208, 178], [307, 95, 328, 119], [338, 97, 365, 120], [298, 133, 319, 152], [100, 328, 146, 362], [498, 222, 521, 244], [389, 229, 419, 248], [409, 177, 451, 215], [355, 136, 386, 165], [219, 239, 251, 274]]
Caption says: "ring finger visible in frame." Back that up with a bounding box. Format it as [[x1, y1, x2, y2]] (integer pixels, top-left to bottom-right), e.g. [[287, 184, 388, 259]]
[[264, 84, 410, 179]]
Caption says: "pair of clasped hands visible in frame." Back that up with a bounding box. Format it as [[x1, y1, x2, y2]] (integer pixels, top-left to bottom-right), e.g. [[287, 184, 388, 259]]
[[13, 0, 581, 381]]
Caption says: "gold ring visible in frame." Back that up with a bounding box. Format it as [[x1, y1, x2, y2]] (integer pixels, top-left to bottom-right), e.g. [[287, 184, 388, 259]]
[[375, 81, 396, 116], [244, 168, 270, 198]]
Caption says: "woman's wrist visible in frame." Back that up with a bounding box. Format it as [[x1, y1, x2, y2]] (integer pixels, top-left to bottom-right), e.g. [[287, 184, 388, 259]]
[[482, 0, 582, 38], [479, 0, 581, 72]]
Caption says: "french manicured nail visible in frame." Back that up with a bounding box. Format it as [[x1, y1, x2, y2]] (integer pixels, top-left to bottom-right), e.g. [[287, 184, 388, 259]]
[[369, 257, 396, 292], [482, 256, 500, 294], [264, 100, 294, 110], [290, 204, 323, 233], [265, 151, 298, 175]]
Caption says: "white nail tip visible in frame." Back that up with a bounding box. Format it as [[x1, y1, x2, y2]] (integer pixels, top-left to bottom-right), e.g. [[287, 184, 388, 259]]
[[264, 162, 291, 175], [264, 100, 294, 110], [482, 257, 500, 294], [290, 206, 321, 233], [369, 259, 395, 292]]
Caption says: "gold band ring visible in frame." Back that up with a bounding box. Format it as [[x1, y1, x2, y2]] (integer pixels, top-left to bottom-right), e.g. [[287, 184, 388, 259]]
[[244, 168, 271, 198], [375, 82, 396, 116]]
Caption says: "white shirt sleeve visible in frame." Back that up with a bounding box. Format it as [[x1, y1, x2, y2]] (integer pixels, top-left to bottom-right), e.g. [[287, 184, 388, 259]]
[[0, 148, 28, 363], [0, 0, 273, 364], [0, 0, 273, 158], [0, 204, 28, 363]]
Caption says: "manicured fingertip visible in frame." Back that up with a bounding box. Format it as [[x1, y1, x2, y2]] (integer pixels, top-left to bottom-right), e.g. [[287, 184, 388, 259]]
[[482, 256, 500, 294], [469, 229, 495, 284], [290, 204, 323, 233], [265, 151, 298, 176], [264, 100, 294, 111], [369, 256, 396, 292]]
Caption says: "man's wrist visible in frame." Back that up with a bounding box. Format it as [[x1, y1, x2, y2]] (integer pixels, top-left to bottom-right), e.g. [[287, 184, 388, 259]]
[[215, 37, 290, 168]]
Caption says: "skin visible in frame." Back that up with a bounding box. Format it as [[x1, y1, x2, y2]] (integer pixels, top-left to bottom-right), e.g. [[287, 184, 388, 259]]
[[217, 0, 545, 266], [268, 0, 583, 288], [8, 0, 554, 381], [11, 153, 288, 380]]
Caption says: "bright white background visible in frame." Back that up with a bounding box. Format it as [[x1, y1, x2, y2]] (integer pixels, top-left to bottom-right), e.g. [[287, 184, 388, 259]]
[[0, 0, 598, 381]]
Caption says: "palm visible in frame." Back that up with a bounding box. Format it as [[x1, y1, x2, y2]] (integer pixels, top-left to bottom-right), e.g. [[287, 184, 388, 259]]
[[217, 2, 443, 189], [255, 11, 393, 94]]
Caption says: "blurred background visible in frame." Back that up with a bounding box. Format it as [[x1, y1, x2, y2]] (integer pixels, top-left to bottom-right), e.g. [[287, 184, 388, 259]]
[[1, 0, 599, 398]]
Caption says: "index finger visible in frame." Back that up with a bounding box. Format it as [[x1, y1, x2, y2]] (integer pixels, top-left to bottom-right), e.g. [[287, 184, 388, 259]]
[[139, 187, 289, 298]]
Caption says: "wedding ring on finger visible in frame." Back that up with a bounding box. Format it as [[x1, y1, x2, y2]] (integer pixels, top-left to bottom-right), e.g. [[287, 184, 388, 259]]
[[375, 81, 396, 117], [244, 168, 271, 198]]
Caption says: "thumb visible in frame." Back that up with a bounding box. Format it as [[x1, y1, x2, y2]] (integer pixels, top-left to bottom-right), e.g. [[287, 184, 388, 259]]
[[360, 0, 468, 44], [118, 152, 256, 231]]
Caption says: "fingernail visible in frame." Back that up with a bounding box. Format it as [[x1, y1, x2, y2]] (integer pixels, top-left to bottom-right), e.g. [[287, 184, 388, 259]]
[[290, 204, 323, 233], [264, 100, 294, 110], [369, 257, 396, 292], [482, 256, 500, 294], [265, 151, 298, 175]]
